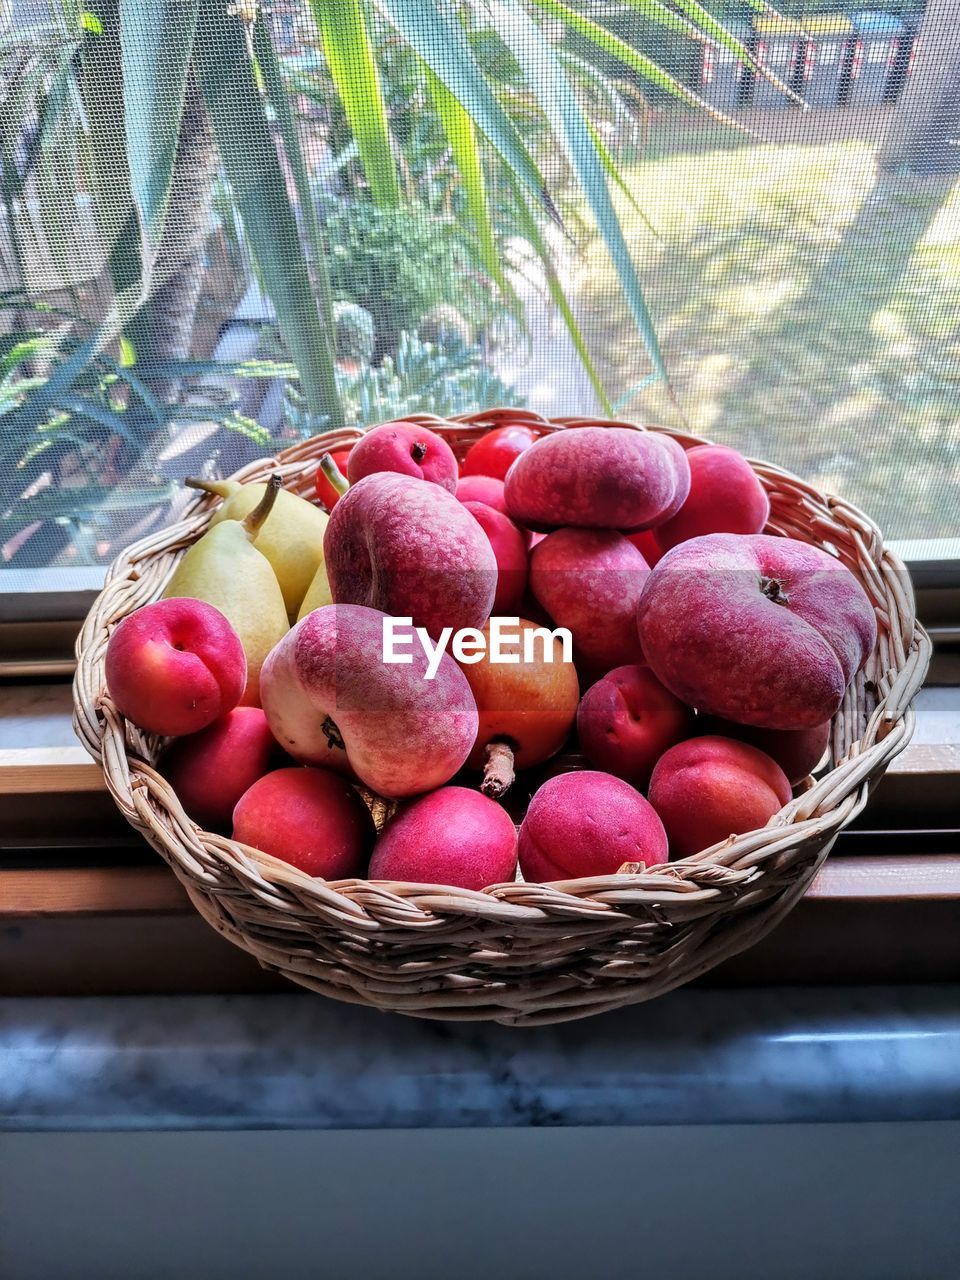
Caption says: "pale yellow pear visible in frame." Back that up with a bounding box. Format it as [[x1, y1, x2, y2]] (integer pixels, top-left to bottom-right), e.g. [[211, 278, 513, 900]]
[[186, 475, 328, 620], [164, 476, 288, 706], [296, 561, 334, 622]]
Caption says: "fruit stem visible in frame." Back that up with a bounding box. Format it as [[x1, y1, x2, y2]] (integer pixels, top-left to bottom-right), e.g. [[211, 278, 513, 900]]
[[319, 452, 350, 497], [321, 715, 345, 752], [185, 476, 232, 499], [411, 441, 428, 463], [242, 474, 281, 540], [481, 740, 515, 800]]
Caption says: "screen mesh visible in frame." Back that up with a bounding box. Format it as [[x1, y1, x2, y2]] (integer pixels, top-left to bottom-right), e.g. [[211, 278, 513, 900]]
[[1, 0, 957, 576]]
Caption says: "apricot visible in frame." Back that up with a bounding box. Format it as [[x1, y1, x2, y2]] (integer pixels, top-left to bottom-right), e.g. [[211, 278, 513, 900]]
[[654, 445, 770, 553], [504, 427, 690, 532], [647, 736, 792, 858], [104, 598, 246, 737], [368, 787, 518, 891], [347, 421, 457, 492], [518, 771, 668, 881], [577, 665, 693, 788], [530, 528, 649, 677], [636, 533, 877, 729], [325, 473, 497, 640], [458, 618, 579, 797], [699, 716, 831, 785], [461, 501, 528, 614], [232, 766, 374, 878], [162, 707, 278, 829]]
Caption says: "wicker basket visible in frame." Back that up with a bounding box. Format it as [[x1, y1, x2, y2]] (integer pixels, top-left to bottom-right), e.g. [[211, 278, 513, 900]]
[[73, 412, 930, 1025]]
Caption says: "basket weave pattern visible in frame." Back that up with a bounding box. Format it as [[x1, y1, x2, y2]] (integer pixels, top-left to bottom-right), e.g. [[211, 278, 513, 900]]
[[73, 412, 930, 1024]]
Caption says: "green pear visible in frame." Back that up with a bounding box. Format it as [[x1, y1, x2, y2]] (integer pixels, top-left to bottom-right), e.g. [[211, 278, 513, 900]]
[[296, 560, 334, 622], [164, 476, 288, 706], [186, 474, 329, 621]]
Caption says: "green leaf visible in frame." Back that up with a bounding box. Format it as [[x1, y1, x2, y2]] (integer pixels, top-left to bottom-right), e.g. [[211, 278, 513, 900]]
[[424, 66, 504, 292], [530, 0, 745, 127], [587, 121, 660, 240], [375, 0, 558, 223], [78, 9, 104, 34], [493, 0, 668, 387], [669, 0, 804, 104], [310, 0, 400, 208], [118, 336, 136, 367], [193, 0, 342, 429], [119, 0, 200, 264]]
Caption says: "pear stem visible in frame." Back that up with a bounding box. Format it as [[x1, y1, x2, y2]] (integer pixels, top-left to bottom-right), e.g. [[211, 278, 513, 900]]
[[481, 740, 515, 800], [243, 474, 281, 540], [319, 452, 350, 497], [185, 476, 231, 499]]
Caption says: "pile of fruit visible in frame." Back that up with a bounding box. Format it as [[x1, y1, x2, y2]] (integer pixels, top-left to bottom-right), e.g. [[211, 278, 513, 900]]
[[103, 418, 877, 892]]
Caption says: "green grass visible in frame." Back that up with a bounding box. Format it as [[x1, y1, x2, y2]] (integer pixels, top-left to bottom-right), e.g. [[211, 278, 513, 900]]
[[579, 129, 960, 540]]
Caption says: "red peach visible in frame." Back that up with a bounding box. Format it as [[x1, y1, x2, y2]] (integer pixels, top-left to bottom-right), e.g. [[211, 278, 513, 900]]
[[347, 421, 457, 492], [648, 735, 792, 858], [699, 716, 831, 785], [530, 528, 649, 677], [577, 665, 693, 788], [104, 598, 246, 737], [456, 475, 508, 514], [654, 445, 770, 553], [504, 427, 691, 532], [461, 424, 539, 480], [369, 787, 518, 890], [462, 501, 528, 614], [232, 766, 374, 878], [636, 533, 877, 730], [162, 707, 278, 829], [518, 771, 668, 882]]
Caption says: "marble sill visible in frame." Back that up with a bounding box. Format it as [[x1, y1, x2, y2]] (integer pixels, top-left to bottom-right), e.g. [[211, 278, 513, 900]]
[[2, 985, 959, 1133]]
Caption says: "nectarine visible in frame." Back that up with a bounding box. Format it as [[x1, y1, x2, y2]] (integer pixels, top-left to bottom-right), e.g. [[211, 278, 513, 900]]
[[647, 735, 791, 858], [104, 598, 246, 737], [518, 771, 668, 881], [369, 787, 518, 890]]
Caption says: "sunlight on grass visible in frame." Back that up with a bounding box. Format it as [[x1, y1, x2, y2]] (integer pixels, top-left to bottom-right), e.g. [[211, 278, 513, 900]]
[[579, 125, 960, 539]]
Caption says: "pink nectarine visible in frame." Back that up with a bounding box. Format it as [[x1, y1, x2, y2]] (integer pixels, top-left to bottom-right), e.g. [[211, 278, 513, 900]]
[[577, 665, 693, 788], [347, 421, 457, 491], [530, 528, 649, 677], [369, 787, 518, 890], [104, 598, 246, 737], [162, 707, 278, 829], [518, 771, 668, 881], [654, 445, 770, 553], [232, 766, 374, 878]]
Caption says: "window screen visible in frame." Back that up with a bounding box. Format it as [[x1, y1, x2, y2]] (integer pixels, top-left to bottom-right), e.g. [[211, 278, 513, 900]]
[[1, 0, 957, 576]]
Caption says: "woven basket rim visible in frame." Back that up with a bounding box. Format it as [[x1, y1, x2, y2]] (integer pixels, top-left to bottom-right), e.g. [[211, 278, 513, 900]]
[[73, 411, 929, 919]]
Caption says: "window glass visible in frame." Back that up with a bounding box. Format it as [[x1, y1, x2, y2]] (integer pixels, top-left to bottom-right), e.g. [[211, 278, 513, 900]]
[[1, 0, 957, 578]]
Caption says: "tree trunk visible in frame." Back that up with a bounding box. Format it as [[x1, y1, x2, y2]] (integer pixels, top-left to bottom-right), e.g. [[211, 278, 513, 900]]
[[123, 70, 219, 403], [880, 0, 960, 173]]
